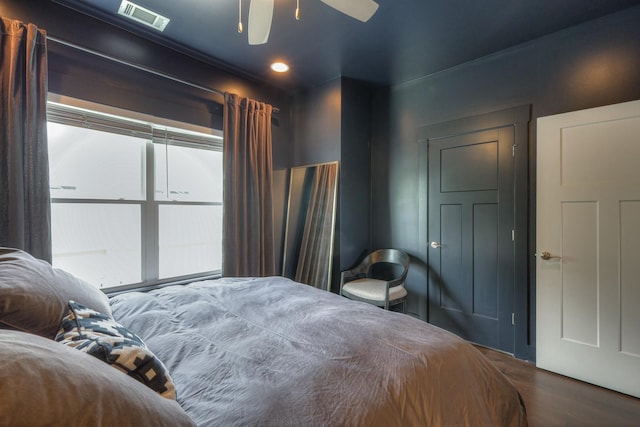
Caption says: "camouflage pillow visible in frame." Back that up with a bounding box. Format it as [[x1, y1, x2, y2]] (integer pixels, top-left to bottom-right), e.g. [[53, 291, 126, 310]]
[[55, 300, 177, 400]]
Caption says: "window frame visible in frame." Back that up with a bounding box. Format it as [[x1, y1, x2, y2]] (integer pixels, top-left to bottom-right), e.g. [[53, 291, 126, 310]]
[[47, 96, 224, 294]]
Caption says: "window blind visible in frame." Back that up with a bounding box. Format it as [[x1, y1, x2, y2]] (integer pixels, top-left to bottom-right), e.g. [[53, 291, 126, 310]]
[[47, 102, 222, 150]]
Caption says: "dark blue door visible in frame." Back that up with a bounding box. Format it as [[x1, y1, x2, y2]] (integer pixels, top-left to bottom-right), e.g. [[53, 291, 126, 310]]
[[427, 127, 515, 353]]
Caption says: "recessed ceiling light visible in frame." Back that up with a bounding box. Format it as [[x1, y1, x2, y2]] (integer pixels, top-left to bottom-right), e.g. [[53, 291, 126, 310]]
[[270, 62, 289, 73]]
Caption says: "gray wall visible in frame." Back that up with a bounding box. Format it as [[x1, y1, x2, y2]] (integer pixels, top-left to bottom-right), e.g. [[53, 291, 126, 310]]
[[372, 6, 640, 359]]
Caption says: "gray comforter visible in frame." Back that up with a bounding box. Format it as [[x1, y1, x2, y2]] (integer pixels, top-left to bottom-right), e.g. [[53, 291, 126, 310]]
[[110, 276, 527, 426]]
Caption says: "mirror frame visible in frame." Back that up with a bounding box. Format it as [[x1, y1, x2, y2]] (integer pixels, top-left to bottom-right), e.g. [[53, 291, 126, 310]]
[[282, 161, 339, 291]]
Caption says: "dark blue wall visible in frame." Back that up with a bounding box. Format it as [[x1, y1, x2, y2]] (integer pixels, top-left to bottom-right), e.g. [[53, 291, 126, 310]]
[[6, 0, 640, 360], [372, 5, 640, 360], [293, 78, 373, 292]]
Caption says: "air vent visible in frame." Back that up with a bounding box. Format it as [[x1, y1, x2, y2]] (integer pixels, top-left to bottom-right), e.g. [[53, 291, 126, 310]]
[[117, 0, 170, 32]]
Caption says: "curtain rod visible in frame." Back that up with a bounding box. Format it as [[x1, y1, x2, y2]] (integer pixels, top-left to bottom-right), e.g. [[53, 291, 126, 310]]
[[46, 36, 279, 112]]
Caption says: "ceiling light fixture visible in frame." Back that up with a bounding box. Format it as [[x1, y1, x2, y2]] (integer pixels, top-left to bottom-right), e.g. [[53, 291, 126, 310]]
[[238, 0, 378, 45], [271, 62, 290, 73]]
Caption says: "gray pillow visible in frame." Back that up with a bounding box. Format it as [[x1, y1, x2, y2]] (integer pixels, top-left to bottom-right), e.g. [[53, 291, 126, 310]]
[[0, 329, 194, 426], [0, 247, 112, 338]]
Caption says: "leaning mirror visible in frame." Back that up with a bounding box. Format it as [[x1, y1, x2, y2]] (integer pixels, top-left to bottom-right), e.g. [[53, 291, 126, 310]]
[[282, 161, 339, 291]]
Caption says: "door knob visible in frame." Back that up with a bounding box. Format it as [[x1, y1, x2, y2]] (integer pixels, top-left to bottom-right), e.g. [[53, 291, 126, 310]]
[[430, 241, 444, 249], [538, 251, 561, 260]]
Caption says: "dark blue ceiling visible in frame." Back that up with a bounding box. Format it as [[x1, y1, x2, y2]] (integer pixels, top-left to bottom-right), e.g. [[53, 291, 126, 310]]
[[52, 0, 640, 92]]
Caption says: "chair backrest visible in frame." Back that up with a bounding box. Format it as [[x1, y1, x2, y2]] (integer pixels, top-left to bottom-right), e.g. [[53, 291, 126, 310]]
[[361, 249, 410, 285]]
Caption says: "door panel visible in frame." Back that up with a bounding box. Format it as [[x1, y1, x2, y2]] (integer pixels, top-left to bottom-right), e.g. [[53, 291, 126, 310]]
[[428, 127, 515, 352], [561, 201, 598, 346], [473, 203, 498, 319], [537, 99, 640, 398], [621, 201, 640, 356], [440, 204, 463, 311], [441, 141, 498, 191]]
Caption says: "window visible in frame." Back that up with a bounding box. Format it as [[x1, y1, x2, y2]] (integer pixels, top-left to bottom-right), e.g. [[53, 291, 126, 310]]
[[47, 99, 223, 291]]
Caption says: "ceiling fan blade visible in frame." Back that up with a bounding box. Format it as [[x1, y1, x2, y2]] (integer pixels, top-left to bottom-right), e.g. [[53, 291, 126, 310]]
[[248, 0, 274, 45], [320, 0, 379, 22]]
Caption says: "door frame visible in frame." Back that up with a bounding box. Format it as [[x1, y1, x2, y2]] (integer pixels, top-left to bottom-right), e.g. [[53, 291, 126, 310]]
[[417, 105, 531, 360]]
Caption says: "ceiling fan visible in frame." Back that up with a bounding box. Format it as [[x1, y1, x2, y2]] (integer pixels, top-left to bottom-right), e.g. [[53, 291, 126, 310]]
[[240, 0, 379, 45]]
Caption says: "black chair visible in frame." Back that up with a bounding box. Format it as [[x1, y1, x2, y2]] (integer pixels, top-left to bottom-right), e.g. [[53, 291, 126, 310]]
[[339, 249, 410, 312]]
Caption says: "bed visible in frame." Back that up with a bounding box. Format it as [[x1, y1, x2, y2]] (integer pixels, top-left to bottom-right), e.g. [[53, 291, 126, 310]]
[[1, 247, 527, 426]]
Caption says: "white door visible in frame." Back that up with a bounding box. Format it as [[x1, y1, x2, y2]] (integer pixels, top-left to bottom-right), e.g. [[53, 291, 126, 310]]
[[537, 99, 640, 398]]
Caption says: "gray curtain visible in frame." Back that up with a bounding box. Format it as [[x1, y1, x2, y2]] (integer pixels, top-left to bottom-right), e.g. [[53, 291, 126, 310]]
[[0, 17, 51, 262], [295, 163, 338, 290], [222, 92, 275, 277]]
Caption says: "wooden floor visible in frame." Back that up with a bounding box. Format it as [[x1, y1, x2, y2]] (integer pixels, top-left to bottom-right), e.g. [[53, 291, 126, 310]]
[[476, 346, 640, 427]]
